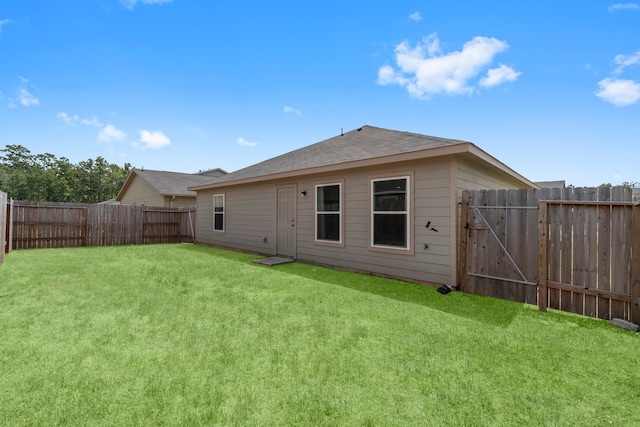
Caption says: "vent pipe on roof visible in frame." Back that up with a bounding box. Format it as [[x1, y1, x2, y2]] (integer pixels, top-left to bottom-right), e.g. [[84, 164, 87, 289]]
[[341, 128, 343, 136]]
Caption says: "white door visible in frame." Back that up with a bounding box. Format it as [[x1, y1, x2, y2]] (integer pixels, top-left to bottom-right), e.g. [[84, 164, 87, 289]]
[[276, 186, 296, 258]]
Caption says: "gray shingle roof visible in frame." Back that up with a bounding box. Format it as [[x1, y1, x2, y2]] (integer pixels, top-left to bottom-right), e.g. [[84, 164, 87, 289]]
[[131, 169, 223, 196], [208, 125, 468, 185]]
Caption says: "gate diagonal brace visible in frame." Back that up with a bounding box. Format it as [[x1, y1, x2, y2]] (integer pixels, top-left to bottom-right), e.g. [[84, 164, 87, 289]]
[[474, 207, 530, 285]]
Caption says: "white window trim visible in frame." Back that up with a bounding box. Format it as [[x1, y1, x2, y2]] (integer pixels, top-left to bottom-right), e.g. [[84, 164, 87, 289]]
[[213, 193, 225, 233], [370, 175, 411, 252], [314, 181, 344, 246]]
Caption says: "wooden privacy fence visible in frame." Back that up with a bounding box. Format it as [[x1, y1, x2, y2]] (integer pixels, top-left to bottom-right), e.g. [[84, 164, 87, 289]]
[[8, 201, 196, 250], [0, 191, 7, 266], [459, 187, 640, 324]]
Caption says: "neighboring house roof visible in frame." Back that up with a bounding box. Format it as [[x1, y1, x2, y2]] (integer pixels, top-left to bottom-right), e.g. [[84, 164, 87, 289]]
[[197, 168, 228, 178], [190, 125, 537, 190], [535, 180, 566, 189], [98, 198, 119, 204], [116, 168, 225, 201]]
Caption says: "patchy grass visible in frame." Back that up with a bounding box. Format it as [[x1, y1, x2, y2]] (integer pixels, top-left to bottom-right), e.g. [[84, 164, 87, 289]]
[[0, 244, 638, 426]]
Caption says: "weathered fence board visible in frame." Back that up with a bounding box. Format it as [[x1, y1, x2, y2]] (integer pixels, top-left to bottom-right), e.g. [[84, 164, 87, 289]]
[[460, 187, 639, 323], [10, 201, 195, 249], [632, 206, 640, 324], [461, 188, 541, 304], [12, 205, 87, 249], [0, 191, 7, 265], [87, 204, 143, 246], [143, 209, 182, 244]]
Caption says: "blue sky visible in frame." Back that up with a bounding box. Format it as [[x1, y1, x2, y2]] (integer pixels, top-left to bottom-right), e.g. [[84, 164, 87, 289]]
[[1, 1, 638, 187]]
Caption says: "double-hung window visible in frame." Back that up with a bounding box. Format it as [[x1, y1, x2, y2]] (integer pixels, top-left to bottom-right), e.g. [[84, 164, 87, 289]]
[[213, 194, 224, 232], [371, 176, 410, 250], [315, 183, 342, 243]]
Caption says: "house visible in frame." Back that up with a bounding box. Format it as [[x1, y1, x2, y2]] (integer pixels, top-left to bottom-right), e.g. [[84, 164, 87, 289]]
[[116, 168, 226, 207], [535, 180, 566, 189], [189, 126, 538, 286]]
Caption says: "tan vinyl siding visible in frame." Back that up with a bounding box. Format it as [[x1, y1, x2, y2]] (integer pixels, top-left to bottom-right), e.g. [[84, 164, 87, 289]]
[[167, 196, 196, 208], [294, 158, 453, 285], [119, 175, 164, 206], [196, 183, 277, 255], [456, 155, 532, 192], [195, 191, 213, 240], [195, 153, 534, 286]]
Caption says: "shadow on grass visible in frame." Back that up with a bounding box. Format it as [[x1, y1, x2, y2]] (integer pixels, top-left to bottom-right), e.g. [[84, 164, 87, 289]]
[[272, 261, 527, 328], [175, 245, 521, 327], [272, 262, 620, 332], [161, 246, 619, 332], [172, 247, 522, 330]]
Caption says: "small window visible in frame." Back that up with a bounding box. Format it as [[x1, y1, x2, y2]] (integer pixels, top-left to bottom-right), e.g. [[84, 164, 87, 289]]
[[213, 194, 224, 232], [316, 183, 341, 243], [371, 176, 409, 249]]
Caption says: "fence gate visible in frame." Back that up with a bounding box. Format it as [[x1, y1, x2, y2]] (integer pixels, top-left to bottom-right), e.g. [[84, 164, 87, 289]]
[[459, 189, 539, 305], [460, 187, 639, 323]]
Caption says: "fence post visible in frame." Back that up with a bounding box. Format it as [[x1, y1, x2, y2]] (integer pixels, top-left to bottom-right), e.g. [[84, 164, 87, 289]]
[[458, 198, 469, 292], [0, 192, 6, 265], [188, 209, 195, 243], [82, 207, 89, 246], [631, 204, 640, 324], [8, 199, 13, 253], [537, 201, 548, 312]]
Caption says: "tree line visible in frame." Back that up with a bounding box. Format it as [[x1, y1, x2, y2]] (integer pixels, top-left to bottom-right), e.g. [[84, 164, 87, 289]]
[[0, 145, 132, 203]]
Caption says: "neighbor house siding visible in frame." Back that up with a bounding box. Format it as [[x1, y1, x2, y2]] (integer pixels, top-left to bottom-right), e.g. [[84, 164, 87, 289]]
[[168, 196, 196, 208], [120, 176, 164, 206]]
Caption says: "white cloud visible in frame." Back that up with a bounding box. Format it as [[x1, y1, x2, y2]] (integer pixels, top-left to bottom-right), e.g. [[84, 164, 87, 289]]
[[378, 33, 519, 98], [283, 105, 302, 116], [408, 12, 422, 22], [98, 124, 127, 143], [423, 33, 441, 56], [81, 116, 103, 127], [17, 87, 39, 107], [480, 64, 522, 87], [57, 112, 79, 124], [608, 3, 640, 12], [139, 130, 170, 148], [57, 112, 103, 127], [613, 49, 640, 74], [595, 78, 640, 106], [12, 77, 40, 107], [237, 137, 257, 147], [378, 65, 410, 89], [0, 19, 9, 34], [121, 0, 172, 10], [596, 49, 640, 106]]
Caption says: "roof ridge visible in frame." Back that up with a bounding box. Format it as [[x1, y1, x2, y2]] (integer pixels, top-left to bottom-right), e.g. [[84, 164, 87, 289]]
[[195, 125, 469, 187]]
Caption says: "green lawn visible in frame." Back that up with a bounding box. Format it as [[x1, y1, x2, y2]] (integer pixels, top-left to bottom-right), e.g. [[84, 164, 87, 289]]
[[0, 244, 638, 426]]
